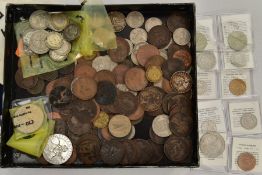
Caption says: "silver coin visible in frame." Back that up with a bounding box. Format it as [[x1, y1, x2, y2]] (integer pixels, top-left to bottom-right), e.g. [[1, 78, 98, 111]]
[[22, 28, 35, 46], [127, 125, 136, 140], [197, 51, 216, 71], [109, 11, 126, 32], [29, 30, 49, 54], [49, 13, 69, 31], [163, 39, 173, 50], [29, 10, 49, 30], [125, 39, 134, 55], [130, 42, 148, 65], [152, 114, 172, 138], [227, 31, 248, 51], [197, 80, 208, 96], [130, 28, 147, 45], [23, 45, 35, 56], [46, 32, 63, 49], [196, 32, 208, 51], [201, 120, 217, 133], [92, 55, 117, 71], [145, 17, 162, 32], [230, 52, 248, 67], [126, 11, 144, 28], [54, 40, 71, 56], [173, 28, 191, 46], [49, 50, 67, 62], [63, 23, 81, 42], [43, 134, 73, 165], [200, 131, 225, 158], [240, 113, 257, 130]]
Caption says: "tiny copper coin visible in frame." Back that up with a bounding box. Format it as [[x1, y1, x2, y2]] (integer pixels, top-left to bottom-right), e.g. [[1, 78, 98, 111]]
[[229, 79, 246, 96], [164, 136, 192, 162], [139, 86, 164, 112], [67, 116, 92, 136], [173, 49, 192, 70], [152, 114, 172, 137], [170, 71, 192, 93], [136, 44, 160, 66], [109, 115, 132, 138], [112, 64, 129, 84], [167, 42, 190, 59], [74, 63, 96, 78], [169, 112, 193, 137], [94, 70, 116, 85], [167, 12, 190, 32], [148, 25, 171, 49], [71, 77, 97, 100], [49, 86, 72, 108], [95, 81, 117, 105], [149, 127, 166, 145], [108, 37, 130, 63], [100, 140, 125, 165], [146, 66, 163, 83], [93, 111, 110, 129], [161, 59, 186, 80], [115, 91, 138, 116], [237, 152, 256, 171], [109, 11, 126, 32], [128, 104, 145, 121], [145, 55, 165, 69], [125, 67, 148, 91]]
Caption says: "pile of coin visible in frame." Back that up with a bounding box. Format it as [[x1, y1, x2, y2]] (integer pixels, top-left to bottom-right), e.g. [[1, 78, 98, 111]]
[[14, 10, 194, 166]]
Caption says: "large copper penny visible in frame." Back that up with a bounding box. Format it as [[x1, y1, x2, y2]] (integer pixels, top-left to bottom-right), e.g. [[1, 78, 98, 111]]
[[95, 81, 117, 105], [170, 71, 192, 93], [74, 63, 96, 78], [112, 64, 129, 84], [100, 140, 125, 165], [94, 70, 116, 85], [108, 37, 130, 63], [148, 25, 171, 49], [136, 44, 160, 66], [115, 91, 138, 116], [168, 95, 192, 115], [128, 104, 145, 121], [167, 12, 190, 32], [167, 42, 190, 59], [169, 112, 193, 137], [161, 59, 185, 80], [138, 86, 164, 112], [125, 67, 148, 91], [145, 55, 165, 69], [237, 152, 256, 171], [59, 63, 75, 75], [71, 77, 97, 100], [49, 86, 72, 108], [229, 79, 246, 96], [173, 49, 192, 70], [148, 140, 164, 164]]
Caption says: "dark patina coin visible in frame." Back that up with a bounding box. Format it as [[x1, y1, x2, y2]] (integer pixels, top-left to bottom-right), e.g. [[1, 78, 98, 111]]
[[67, 116, 92, 136], [15, 69, 38, 89], [121, 140, 138, 165], [94, 70, 116, 85], [54, 119, 67, 135], [169, 112, 193, 137], [63, 23, 81, 41], [135, 139, 154, 164], [108, 37, 130, 63], [170, 71, 192, 93], [167, 12, 190, 32], [161, 59, 185, 80], [27, 79, 45, 95], [58, 63, 75, 75], [168, 94, 192, 115], [148, 25, 171, 49], [167, 42, 190, 59], [148, 140, 164, 164], [149, 127, 166, 145], [115, 91, 138, 116], [49, 86, 72, 108], [100, 140, 125, 165], [39, 70, 58, 81], [172, 49, 192, 70], [95, 81, 117, 105]]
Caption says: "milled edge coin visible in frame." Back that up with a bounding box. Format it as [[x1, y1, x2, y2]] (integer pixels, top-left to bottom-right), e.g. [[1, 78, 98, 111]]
[[240, 113, 257, 130]]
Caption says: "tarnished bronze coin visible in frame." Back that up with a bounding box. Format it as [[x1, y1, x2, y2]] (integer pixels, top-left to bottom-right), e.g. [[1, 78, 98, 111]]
[[135, 139, 154, 164], [125, 67, 148, 91], [27, 78, 45, 95], [74, 63, 96, 78], [15, 69, 38, 89], [121, 140, 138, 165], [100, 140, 125, 165], [109, 11, 126, 32], [95, 81, 117, 105], [67, 116, 92, 136], [148, 25, 171, 49], [49, 86, 72, 108], [112, 64, 129, 84], [115, 91, 138, 116], [229, 79, 247, 96], [94, 70, 116, 85], [170, 71, 192, 93], [128, 104, 145, 121], [237, 152, 256, 171], [138, 86, 164, 112], [161, 59, 185, 80], [145, 55, 165, 69], [173, 49, 192, 70], [169, 112, 193, 137], [164, 136, 192, 162], [149, 127, 166, 145], [45, 75, 73, 95], [71, 77, 97, 100], [167, 12, 190, 32], [108, 37, 130, 63], [168, 95, 191, 115], [93, 111, 110, 129], [167, 42, 190, 59], [148, 140, 164, 164], [136, 44, 160, 66]]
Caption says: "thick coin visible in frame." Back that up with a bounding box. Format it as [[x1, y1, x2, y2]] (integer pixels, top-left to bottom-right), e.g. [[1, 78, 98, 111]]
[[125, 67, 148, 91], [126, 11, 144, 28], [167, 12, 189, 32], [100, 140, 125, 165], [197, 51, 216, 71], [29, 30, 49, 54], [230, 52, 248, 67], [136, 44, 160, 66], [173, 49, 192, 70], [161, 59, 185, 80], [237, 152, 256, 171], [95, 81, 117, 105], [92, 55, 118, 72], [196, 32, 208, 51], [148, 25, 171, 49], [152, 114, 172, 137], [49, 13, 69, 31], [115, 91, 138, 116], [108, 37, 130, 63], [169, 112, 193, 137], [53, 40, 71, 56], [170, 71, 192, 93], [228, 31, 248, 51], [109, 11, 126, 32], [109, 115, 132, 138], [29, 10, 49, 30], [43, 134, 73, 165], [46, 32, 63, 49], [49, 86, 72, 108], [200, 131, 225, 158], [173, 28, 191, 46], [71, 77, 97, 100], [130, 28, 147, 45], [240, 113, 257, 130], [229, 79, 246, 96], [94, 70, 116, 85], [145, 17, 162, 32], [146, 65, 163, 83], [63, 23, 80, 41], [93, 111, 110, 129], [112, 64, 129, 84]]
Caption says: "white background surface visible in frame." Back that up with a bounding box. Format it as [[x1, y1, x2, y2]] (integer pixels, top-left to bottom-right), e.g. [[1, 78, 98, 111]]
[[1, 0, 262, 174]]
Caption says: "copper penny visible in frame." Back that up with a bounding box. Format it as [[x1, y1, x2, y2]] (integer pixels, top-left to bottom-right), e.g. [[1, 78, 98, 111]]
[[136, 44, 160, 66], [100, 140, 125, 165], [112, 64, 129, 84], [170, 71, 192, 93], [45, 75, 73, 95], [167, 12, 190, 32], [71, 77, 97, 100], [94, 70, 116, 85], [145, 55, 165, 69], [125, 67, 148, 91], [237, 152, 256, 171], [148, 25, 171, 49], [115, 91, 138, 116], [26, 78, 45, 95], [161, 59, 185, 80], [95, 81, 117, 105], [173, 49, 192, 70], [146, 107, 164, 117], [169, 112, 193, 137], [148, 140, 164, 164], [128, 104, 145, 121], [101, 127, 114, 141], [74, 63, 96, 78], [135, 139, 154, 164], [108, 37, 130, 63], [229, 79, 247, 96], [162, 93, 190, 114], [167, 42, 190, 59], [162, 78, 173, 93], [121, 140, 138, 165], [65, 146, 77, 164], [138, 86, 164, 112]]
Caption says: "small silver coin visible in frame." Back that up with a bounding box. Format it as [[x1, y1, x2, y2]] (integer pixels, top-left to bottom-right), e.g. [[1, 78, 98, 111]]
[[152, 114, 172, 138], [173, 28, 191, 46], [240, 113, 257, 130], [227, 31, 248, 51], [109, 11, 126, 32], [197, 51, 216, 71], [230, 52, 248, 67], [130, 28, 147, 45], [145, 17, 162, 32], [126, 11, 144, 28], [43, 134, 73, 165], [22, 28, 35, 46], [46, 32, 63, 50], [29, 30, 49, 54], [196, 32, 208, 51], [63, 23, 81, 42], [197, 80, 208, 96], [201, 120, 217, 133], [200, 131, 225, 158], [54, 40, 71, 56], [49, 13, 69, 31], [49, 50, 67, 62], [92, 55, 117, 71], [29, 10, 49, 30]]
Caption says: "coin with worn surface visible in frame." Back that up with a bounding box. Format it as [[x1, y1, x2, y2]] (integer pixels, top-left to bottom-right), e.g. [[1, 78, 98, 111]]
[[240, 113, 257, 130], [115, 91, 138, 115], [63, 23, 80, 41], [201, 120, 217, 133], [148, 140, 164, 164], [109, 115, 132, 138], [130, 28, 147, 45], [49, 86, 72, 108], [170, 71, 192, 93], [161, 78, 173, 93], [146, 66, 163, 83], [167, 13, 189, 32], [22, 28, 35, 46], [173, 49, 192, 70], [46, 32, 63, 49], [49, 13, 69, 31], [197, 51, 216, 71], [230, 52, 248, 67], [53, 40, 71, 56], [125, 67, 148, 91], [149, 127, 166, 145], [15, 69, 38, 89], [167, 42, 190, 59], [237, 152, 256, 171], [54, 119, 67, 135], [125, 39, 134, 55], [229, 79, 246, 96], [121, 140, 138, 165], [94, 70, 116, 85], [112, 64, 129, 84], [108, 37, 130, 63], [29, 30, 49, 54], [164, 136, 192, 162], [169, 112, 193, 137], [148, 25, 171, 49], [145, 55, 165, 69], [67, 116, 92, 136], [128, 104, 144, 121], [200, 131, 225, 158], [228, 31, 248, 51], [92, 55, 118, 72], [26, 78, 45, 95], [109, 11, 126, 32], [43, 134, 73, 165], [136, 44, 160, 66], [196, 32, 208, 51], [100, 140, 125, 165], [71, 77, 97, 100], [126, 11, 144, 28], [173, 28, 191, 46], [74, 63, 96, 78], [95, 81, 117, 105], [152, 114, 171, 137], [29, 10, 49, 30], [161, 59, 185, 80], [145, 17, 162, 32], [39, 70, 58, 81], [49, 50, 67, 62], [93, 111, 110, 129]]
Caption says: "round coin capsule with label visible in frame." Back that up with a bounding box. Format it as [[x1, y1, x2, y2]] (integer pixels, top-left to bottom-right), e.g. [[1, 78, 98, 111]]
[[240, 113, 257, 130], [196, 32, 208, 51]]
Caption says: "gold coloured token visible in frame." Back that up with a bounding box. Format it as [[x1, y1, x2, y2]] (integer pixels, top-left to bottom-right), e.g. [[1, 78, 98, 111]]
[[146, 66, 163, 83], [93, 112, 110, 129], [229, 79, 246, 96]]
